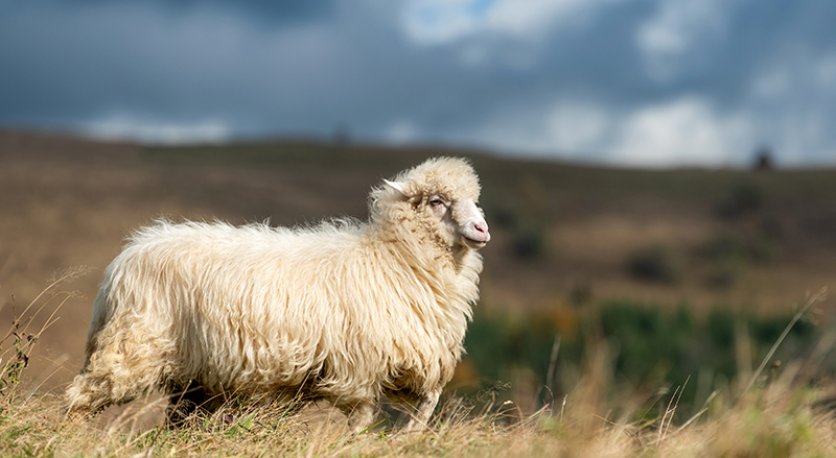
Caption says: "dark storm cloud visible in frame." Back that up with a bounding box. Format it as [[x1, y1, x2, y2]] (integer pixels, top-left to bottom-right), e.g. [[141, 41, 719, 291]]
[[0, 0, 835, 165], [46, 0, 336, 24]]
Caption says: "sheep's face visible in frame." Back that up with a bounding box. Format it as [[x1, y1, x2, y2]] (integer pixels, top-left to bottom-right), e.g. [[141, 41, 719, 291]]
[[383, 182, 490, 251], [372, 157, 491, 251], [429, 192, 490, 250]]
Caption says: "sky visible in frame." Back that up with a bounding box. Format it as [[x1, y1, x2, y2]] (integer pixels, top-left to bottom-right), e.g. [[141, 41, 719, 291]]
[[1, 0, 835, 167]]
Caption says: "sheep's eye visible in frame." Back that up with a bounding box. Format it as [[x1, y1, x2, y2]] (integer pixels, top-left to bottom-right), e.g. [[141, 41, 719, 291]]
[[429, 196, 447, 207]]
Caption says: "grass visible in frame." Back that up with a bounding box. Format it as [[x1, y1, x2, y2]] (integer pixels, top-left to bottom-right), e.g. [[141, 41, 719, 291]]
[[0, 352, 832, 456], [0, 282, 833, 456]]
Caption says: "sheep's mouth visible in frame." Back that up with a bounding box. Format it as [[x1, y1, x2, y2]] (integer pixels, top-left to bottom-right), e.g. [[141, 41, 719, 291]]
[[462, 236, 489, 248]]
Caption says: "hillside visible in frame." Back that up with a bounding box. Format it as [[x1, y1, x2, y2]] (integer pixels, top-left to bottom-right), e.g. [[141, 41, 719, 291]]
[[1, 128, 834, 395]]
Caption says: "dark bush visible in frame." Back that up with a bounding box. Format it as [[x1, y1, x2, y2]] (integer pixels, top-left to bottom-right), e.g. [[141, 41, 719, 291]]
[[698, 232, 780, 268], [511, 222, 546, 259], [753, 146, 775, 171], [569, 283, 593, 306], [716, 181, 763, 219], [704, 262, 739, 290], [747, 235, 780, 263], [489, 204, 519, 230], [625, 245, 678, 284], [699, 233, 746, 261]]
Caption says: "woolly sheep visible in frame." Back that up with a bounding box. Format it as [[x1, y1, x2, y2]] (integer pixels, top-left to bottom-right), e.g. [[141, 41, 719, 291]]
[[66, 157, 491, 432]]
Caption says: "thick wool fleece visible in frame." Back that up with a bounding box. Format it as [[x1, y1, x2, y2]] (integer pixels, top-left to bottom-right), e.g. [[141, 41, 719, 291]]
[[66, 157, 485, 425]]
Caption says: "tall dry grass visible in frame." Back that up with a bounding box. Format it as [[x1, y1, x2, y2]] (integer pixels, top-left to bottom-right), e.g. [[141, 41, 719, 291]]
[[0, 279, 833, 457]]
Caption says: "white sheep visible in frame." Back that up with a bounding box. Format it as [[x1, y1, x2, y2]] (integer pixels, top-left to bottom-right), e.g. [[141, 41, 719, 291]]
[[65, 156, 490, 432]]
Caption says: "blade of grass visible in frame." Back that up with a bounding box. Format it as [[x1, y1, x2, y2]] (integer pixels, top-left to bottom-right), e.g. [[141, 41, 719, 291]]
[[742, 288, 826, 395]]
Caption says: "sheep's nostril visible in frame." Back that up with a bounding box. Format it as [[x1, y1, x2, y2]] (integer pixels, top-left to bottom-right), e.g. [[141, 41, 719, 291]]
[[474, 222, 489, 234]]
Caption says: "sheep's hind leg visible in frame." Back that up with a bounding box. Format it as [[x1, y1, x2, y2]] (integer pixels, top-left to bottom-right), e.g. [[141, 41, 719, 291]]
[[65, 372, 114, 418], [402, 390, 440, 433], [65, 365, 156, 418], [65, 333, 168, 418]]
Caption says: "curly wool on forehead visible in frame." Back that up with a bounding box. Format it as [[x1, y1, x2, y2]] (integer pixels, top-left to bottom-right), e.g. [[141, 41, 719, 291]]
[[394, 157, 481, 201]]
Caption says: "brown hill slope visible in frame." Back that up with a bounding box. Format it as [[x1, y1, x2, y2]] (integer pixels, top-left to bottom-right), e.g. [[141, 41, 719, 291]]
[[2, 129, 835, 388]]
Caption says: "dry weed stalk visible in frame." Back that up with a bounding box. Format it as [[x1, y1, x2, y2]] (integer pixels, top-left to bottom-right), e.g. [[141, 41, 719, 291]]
[[1, 268, 87, 397]]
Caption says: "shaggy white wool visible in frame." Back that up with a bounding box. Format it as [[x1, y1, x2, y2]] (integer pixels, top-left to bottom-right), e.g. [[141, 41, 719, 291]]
[[66, 157, 489, 432]]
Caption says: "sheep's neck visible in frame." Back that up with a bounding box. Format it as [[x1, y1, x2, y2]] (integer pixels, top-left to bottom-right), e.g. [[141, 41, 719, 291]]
[[395, 229, 457, 272]]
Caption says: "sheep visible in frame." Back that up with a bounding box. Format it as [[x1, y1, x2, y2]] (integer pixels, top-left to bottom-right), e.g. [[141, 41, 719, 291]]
[[65, 156, 491, 432]]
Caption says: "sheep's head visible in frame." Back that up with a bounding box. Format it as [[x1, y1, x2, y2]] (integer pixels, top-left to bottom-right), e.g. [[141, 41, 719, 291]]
[[372, 157, 490, 251]]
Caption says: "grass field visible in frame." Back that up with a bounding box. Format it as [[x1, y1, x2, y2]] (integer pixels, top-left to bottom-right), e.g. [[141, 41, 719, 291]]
[[1, 283, 833, 456], [1, 129, 835, 455], [0, 374, 832, 456]]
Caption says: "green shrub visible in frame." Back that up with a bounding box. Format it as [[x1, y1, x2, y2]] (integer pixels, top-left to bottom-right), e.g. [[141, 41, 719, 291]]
[[462, 302, 821, 412]]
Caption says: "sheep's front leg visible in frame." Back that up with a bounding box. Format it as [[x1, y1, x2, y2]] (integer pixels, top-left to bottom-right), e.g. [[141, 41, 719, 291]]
[[403, 390, 440, 433], [343, 401, 375, 433]]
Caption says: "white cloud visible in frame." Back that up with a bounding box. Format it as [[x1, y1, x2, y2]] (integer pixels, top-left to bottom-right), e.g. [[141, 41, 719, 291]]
[[469, 97, 757, 167], [401, 0, 614, 45], [385, 119, 420, 144], [609, 97, 753, 167], [750, 51, 836, 103], [636, 0, 732, 80], [544, 103, 611, 153], [83, 115, 230, 144], [814, 53, 836, 89], [401, 0, 477, 45], [481, 0, 598, 38], [750, 67, 792, 99], [766, 111, 836, 166]]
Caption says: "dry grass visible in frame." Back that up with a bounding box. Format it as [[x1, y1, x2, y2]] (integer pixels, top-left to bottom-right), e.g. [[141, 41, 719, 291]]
[[1, 355, 833, 457], [1, 283, 833, 457]]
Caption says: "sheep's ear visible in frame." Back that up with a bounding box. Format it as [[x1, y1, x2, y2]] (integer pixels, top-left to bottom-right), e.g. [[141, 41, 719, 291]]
[[383, 179, 408, 196]]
